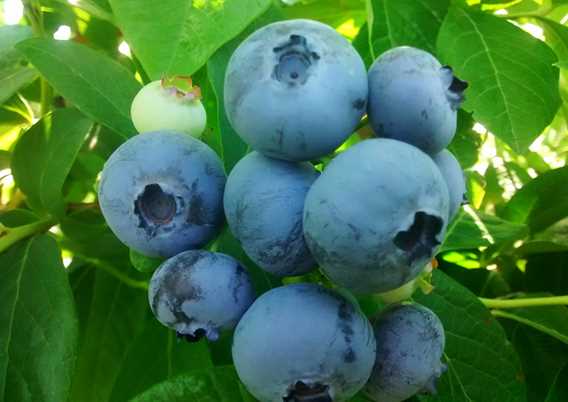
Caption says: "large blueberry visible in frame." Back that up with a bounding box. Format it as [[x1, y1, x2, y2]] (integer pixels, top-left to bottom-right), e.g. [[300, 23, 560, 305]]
[[365, 304, 446, 402], [368, 46, 468, 154], [232, 283, 376, 402], [148, 250, 255, 341], [303, 138, 449, 294], [224, 19, 368, 162], [224, 152, 318, 277], [432, 149, 467, 220], [98, 131, 225, 258]]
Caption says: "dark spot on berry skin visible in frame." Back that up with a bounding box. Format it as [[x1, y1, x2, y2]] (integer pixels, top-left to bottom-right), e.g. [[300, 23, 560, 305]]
[[343, 347, 356, 363], [347, 223, 361, 241], [232, 264, 247, 304], [187, 181, 208, 225], [352, 98, 366, 110], [421, 109, 428, 120], [283, 382, 331, 402], [272, 34, 319, 87], [393, 211, 442, 264]]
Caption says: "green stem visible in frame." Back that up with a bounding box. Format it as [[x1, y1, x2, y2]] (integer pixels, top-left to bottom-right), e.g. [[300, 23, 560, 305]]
[[81, 256, 148, 290], [0, 217, 57, 253], [480, 296, 568, 309]]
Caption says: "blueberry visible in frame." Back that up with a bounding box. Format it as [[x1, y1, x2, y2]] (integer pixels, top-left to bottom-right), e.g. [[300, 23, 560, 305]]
[[98, 131, 226, 258], [224, 152, 319, 277], [365, 304, 447, 402], [131, 78, 207, 138], [232, 283, 376, 402], [368, 46, 468, 154], [432, 149, 467, 220], [303, 138, 449, 294], [148, 250, 255, 341], [224, 19, 368, 161]]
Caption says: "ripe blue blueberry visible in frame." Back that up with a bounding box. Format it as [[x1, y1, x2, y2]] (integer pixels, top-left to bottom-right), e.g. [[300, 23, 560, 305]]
[[303, 138, 449, 294], [432, 149, 467, 220], [98, 131, 226, 258], [232, 283, 376, 402], [368, 46, 468, 154], [224, 19, 368, 161], [148, 250, 255, 342], [365, 304, 447, 402], [224, 152, 319, 277]]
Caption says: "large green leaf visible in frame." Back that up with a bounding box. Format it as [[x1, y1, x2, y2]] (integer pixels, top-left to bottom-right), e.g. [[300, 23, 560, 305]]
[[130, 367, 242, 402], [414, 271, 526, 402], [366, 0, 450, 59], [108, 314, 213, 402], [437, 6, 560, 153], [501, 166, 568, 233], [0, 235, 78, 402], [16, 38, 139, 138], [109, 0, 272, 79], [0, 25, 37, 105], [11, 108, 93, 216], [68, 263, 148, 402]]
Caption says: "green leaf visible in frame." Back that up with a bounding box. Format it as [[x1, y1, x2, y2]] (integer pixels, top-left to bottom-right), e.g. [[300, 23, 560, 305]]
[[68, 261, 148, 402], [109, 316, 213, 402], [545, 364, 568, 402], [501, 166, 568, 233], [506, 323, 568, 402], [129, 248, 163, 273], [0, 235, 78, 402], [366, 0, 450, 60], [60, 209, 129, 261], [0, 25, 37, 105], [11, 108, 93, 216], [491, 301, 568, 345], [441, 208, 528, 251], [16, 38, 139, 138], [437, 6, 561, 153], [537, 18, 568, 67], [110, 0, 272, 79], [414, 270, 526, 402], [130, 366, 242, 402]]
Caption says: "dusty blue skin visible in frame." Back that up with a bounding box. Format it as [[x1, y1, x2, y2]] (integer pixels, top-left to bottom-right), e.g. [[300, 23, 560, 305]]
[[148, 250, 255, 342], [232, 283, 376, 402], [98, 131, 226, 258], [368, 46, 468, 154], [224, 152, 319, 277], [432, 149, 467, 220], [365, 304, 447, 402], [303, 138, 450, 294], [224, 19, 368, 162]]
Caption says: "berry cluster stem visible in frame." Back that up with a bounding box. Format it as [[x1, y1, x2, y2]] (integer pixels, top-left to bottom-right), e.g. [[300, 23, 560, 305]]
[[479, 296, 568, 309]]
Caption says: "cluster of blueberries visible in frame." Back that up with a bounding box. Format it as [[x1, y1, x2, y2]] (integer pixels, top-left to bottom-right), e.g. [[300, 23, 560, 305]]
[[98, 18, 468, 402]]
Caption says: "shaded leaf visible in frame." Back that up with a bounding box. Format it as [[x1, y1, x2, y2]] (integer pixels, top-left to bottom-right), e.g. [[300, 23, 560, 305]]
[[11, 108, 92, 216], [501, 166, 568, 233], [366, 0, 450, 59], [0, 25, 37, 105], [130, 366, 242, 402], [0, 235, 78, 402]]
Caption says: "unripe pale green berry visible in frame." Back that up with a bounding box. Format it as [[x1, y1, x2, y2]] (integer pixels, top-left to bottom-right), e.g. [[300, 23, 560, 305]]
[[131, 78, 207, 138]]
